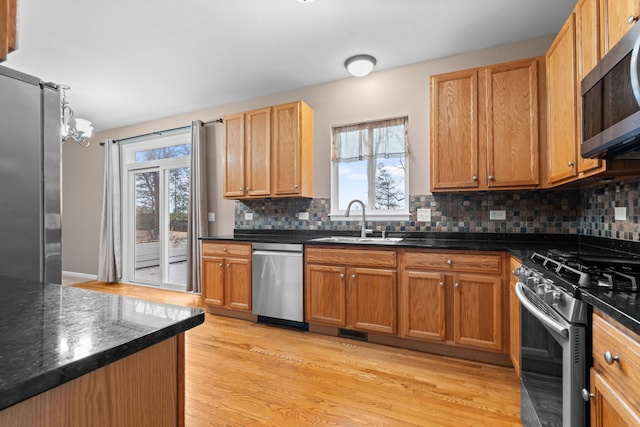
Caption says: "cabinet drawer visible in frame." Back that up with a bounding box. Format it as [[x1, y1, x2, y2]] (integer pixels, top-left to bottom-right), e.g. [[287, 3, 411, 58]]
[[403, 251, 502, 273], [592, 311, 640, 409], [202, 241, 251, 258], [306, 247, 396, 268]]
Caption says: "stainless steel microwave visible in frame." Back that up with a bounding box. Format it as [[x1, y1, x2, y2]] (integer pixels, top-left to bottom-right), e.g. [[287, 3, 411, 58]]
[[582, 21, 640, 159]]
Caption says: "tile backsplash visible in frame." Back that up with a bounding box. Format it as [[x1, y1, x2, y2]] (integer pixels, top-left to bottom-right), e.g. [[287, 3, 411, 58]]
[[235, 177, 640, 241]]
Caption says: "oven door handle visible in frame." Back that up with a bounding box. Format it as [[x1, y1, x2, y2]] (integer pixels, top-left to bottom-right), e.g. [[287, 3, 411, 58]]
[[515, 282, 569, 339]]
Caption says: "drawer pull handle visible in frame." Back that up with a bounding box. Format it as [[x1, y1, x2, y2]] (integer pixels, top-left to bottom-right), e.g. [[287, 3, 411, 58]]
[[223, 247, 227, 252], [447, 259, 452, 265], [604, 351, 620, 365], [629, 15, 638, 24], [581, 388, 594, 402]]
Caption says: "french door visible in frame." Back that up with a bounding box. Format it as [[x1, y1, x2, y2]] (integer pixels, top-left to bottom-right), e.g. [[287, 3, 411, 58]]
[[122, 129, 191, 291]]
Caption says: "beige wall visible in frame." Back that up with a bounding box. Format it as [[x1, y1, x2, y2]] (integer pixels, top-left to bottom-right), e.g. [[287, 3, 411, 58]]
[[62, 35, 554, 275]]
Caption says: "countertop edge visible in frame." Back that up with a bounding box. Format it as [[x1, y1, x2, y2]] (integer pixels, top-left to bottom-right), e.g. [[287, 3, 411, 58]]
[[0, 312, 204, 411]]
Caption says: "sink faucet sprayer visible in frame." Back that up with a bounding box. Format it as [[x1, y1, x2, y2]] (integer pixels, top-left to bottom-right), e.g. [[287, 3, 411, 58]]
[[345, 199, 368, 238]]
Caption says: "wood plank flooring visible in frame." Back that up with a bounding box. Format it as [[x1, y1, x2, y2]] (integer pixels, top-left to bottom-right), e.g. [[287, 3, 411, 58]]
[[74, 282, 522, 426]]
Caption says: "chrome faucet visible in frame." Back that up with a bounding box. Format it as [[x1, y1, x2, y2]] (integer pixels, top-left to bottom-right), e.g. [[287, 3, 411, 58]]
[[345, 199, 368, 238]]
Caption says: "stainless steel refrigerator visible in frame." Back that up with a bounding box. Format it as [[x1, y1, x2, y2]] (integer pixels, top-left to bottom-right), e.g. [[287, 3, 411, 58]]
[[0, 65, 61, 284]]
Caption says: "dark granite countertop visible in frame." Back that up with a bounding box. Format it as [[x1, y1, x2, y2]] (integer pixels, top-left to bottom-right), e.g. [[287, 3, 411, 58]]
[[202, 230, 640, 334], [0, 276, 204, 411]]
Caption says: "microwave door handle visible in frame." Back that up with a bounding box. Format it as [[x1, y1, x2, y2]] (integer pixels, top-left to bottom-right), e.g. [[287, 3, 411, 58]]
[[515, 282, 569, 339], [630, 33, 640, 107]]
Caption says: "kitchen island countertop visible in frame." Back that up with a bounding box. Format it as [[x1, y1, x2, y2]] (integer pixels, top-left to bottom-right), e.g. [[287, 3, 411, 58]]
[[0, 275, 204, 411]]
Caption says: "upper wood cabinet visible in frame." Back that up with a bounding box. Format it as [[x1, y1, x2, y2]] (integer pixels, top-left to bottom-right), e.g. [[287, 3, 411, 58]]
[[223, 100, 314, 199], [0, 0, 17, 62], [546, 15, 579, 185], [430, 57, 543, 192], [600, 0, 640, 54], [545, 0, 640, 187]]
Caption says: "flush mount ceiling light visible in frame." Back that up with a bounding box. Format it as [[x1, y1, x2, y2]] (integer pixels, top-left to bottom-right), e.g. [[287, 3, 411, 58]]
[[60, 85, 93, 146], [344, 54, 377, 77]]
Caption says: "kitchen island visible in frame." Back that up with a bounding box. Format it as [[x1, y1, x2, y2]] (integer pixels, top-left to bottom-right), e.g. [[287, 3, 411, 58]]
[[0, 276, 204, 427]]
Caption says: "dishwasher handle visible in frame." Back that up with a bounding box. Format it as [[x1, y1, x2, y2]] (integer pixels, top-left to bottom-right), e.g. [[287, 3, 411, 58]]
[[252, 250, 303, 257]]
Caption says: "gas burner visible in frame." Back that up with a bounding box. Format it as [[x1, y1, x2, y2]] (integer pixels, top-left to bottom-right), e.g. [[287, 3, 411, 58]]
[[530, 250, 640, 293]]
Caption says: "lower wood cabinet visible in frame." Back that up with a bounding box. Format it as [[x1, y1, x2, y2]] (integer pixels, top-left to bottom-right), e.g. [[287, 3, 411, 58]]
[[305, 247, 397, 335], [399, 250, 507, 353], [589, 310, 640, 426], [201, 241, 252, 312]]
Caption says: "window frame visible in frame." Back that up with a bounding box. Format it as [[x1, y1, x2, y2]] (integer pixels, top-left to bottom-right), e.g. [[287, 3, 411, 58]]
[[330, 117, 410, 221]]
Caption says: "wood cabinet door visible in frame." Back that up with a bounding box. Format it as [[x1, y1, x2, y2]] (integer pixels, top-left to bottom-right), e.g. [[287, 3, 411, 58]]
[[590, 368, 640, 426], [272, 102, 301, 196], [245, 107, 271, 197], [305, 264, 347, 326], [225, 257, 252, 311], [202, 256, 225, 307], [577, 0, 605, 174], [399, 270, 446, 342], [348, 267, 397, 335], [430, 69, 479, 190], [483, 58, 539, 188], [223, 113, 245, 198], [0, 0, 17, 62], [453, 274, 503, 351], [509, 259, 521, 376], [546, 14, 578, 184], [601, 0, 640, 54]]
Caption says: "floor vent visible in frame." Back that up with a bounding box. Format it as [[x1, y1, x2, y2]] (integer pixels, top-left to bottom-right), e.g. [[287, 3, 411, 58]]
[[338, 329, 368, 341]]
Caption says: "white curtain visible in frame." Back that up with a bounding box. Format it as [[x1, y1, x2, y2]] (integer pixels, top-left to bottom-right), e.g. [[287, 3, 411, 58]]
[[97, 139, 122, 283], [186, 121, 207, 293]]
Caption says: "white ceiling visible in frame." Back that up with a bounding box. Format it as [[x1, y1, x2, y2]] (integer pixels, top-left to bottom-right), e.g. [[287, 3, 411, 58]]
[[4, 0, 576, 132]]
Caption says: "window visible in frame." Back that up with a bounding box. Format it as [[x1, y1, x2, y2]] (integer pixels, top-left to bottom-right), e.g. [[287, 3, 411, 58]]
[[331, 117, 409, 219]]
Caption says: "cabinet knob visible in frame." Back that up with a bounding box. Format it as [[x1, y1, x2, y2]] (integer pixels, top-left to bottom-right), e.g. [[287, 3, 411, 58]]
[[488, 175, 494, 181], [455, 283, 460, 288], [223, 247, 227, 251], [447, 259, 452, 265], [351, 274, 357, 279], [294, 184, 299, 189], [629, 15, 638, 24], [472, 175, 478, 181], [226, 263, 230, 268], [340, 273, 345, 278], [218, 263, 223, 267], [604, 351, 620, 365], [439, 281, 444, 287], [567, 161, 574, 167], [239, 187, 244, 191], [581, 388, 594, 402], [246, 186, 251, 191]]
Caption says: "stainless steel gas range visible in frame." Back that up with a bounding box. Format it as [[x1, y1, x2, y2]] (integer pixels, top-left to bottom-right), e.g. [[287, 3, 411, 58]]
[[514, 249, 640, 427]]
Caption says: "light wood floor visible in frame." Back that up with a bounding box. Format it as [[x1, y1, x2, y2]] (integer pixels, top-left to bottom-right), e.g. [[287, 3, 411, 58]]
[[75, 282, 522, 426]]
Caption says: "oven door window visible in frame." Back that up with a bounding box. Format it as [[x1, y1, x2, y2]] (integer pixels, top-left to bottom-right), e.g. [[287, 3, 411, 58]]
[[521, 306, 564, 426]]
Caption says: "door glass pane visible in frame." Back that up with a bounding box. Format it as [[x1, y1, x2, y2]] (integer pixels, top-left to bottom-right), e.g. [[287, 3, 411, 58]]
[[134, 171, 160, 283], [168, 167, 190, 285]]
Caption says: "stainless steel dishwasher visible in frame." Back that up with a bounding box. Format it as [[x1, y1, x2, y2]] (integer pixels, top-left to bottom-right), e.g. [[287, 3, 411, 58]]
[[252, 242, 305, 326]]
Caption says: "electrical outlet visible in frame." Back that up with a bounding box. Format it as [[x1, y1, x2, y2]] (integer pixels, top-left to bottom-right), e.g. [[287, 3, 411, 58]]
[[417, 208, 431, 222], [489, 210, 506, 220], [244, 212, 254, 220], [207, 212, 216, 222], [298, 212, 309, 220], [615, 207, 627, 221]]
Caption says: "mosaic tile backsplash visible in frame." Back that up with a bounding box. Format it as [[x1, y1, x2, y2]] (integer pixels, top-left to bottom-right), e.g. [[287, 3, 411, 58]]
[[235, 176, 640, 242]]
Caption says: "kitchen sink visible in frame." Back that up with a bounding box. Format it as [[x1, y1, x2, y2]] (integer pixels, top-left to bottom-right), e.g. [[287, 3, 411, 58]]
[[310, 236, 404, 245]]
